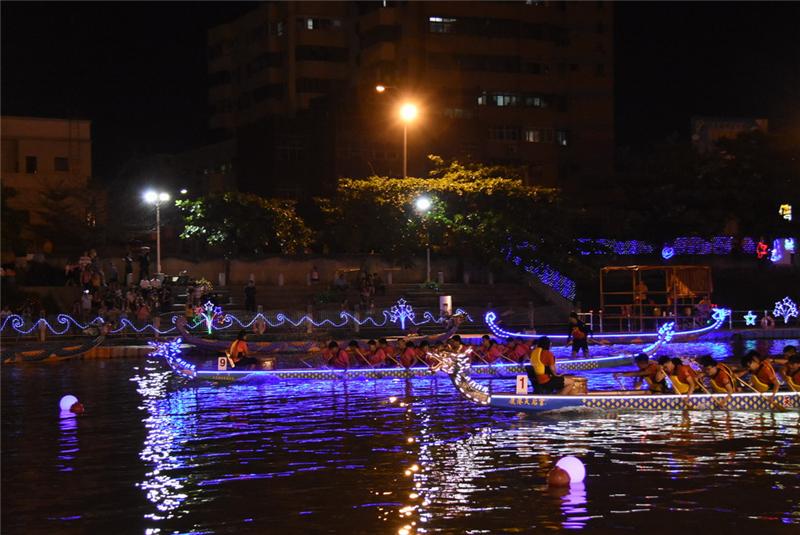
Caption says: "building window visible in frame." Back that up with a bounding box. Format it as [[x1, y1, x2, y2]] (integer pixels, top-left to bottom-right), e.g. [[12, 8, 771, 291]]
[[596, 63, 605, 76], [25, 156, 37, 174], [85, 208, 96, 228], [524, 95, 548, 108], [596, 22, 605, 34], [443, 108, 473, 119], [494, 94, 519, 107], [298, 18, 341, 31], [524, 129, 542, 143], [488, 126, 520, 141], [429, 16, 457, 33], [295, 46, 349, 62], [525, 62, 542, 74], [54, 157, 69, 171], [556, 130, 570, 147]]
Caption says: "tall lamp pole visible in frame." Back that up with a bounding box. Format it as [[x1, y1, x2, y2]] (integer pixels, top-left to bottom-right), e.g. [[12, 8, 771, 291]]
[[414, 195, 433, 283], [399, 103, 418, 179], [143, 190, 171, 275]]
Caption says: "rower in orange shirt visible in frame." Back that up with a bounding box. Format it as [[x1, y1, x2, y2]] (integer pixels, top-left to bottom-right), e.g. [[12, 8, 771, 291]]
[[782, 354, 800, 391], [658, 356, 698, 395], [741, 350, 779, 394], [614, 354, 668, 393], [697, 356, 737, 394]]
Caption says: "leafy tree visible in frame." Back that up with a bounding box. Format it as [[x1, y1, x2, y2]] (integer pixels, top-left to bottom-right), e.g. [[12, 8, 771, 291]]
[[175, 193, 312, 256], [316, 156, 574, 273]]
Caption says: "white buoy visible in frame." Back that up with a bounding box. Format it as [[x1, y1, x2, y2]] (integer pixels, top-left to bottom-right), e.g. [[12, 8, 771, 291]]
[[556, 456, 586, 483], [59, 395, 79, 412]]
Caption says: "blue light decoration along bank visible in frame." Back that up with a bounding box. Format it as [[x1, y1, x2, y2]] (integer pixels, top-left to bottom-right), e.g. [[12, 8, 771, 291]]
[[0, 298, 475, 337], [440, 346, 800, 413], [152, 322, 675, 384], [484, 307, 731, 344]]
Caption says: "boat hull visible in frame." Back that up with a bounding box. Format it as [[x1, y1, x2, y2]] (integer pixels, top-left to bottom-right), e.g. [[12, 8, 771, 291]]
[[489, 391, 800, 413]]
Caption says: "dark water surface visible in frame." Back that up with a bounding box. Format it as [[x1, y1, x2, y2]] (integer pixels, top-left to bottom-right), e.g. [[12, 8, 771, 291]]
[[3, 340, 799, 534]]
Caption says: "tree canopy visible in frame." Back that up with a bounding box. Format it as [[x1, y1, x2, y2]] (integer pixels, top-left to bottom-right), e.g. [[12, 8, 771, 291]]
[[175, 193, 312, 256], [315, 157, 572, 271]]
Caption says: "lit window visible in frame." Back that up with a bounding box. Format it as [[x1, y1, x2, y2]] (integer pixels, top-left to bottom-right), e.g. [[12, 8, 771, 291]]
[[25, 156, 37, 174], [556, 130, 569, 146], [429, 16, 457, 33], [477, 93, 487, 106], [524, 129, 542, 143]]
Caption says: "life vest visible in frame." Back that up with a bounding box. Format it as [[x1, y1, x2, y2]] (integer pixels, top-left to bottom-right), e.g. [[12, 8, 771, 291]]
[[571, 326, 587, 340], [669, 365, 696, 394], [787, 369, 800, 391], [751, 361, 777, 392], [529, 348, 552, 384], [710, 363, 736, 393], [228, 339, 248, 358], [643, 363, 667, 391]]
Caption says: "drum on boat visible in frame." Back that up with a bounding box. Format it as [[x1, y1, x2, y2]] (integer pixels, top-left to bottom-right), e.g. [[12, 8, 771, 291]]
[[571, 376, 588, 394]]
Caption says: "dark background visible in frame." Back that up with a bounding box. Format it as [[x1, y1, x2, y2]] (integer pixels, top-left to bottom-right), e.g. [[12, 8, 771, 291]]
[[2, 1, 799, 178]]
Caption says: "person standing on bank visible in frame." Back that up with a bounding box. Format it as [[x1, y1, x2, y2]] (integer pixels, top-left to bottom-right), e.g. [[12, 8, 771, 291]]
[[244, 280, 257, 313]]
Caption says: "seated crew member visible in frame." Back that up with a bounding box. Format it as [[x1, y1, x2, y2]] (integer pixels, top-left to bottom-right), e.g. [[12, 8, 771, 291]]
[[417, 340, 432, 367], [228, 330, 258, 370], [398, 340, 418, 368], [366, 339, 387, 367], [526, 336, 576, 395], [773, 344, 797, 366], [697, 355, 737, 394], [347, 340, 369, 367], [566, 312, 591, 357], [447, 335, 465, 353], [658, 356, 698, 395], [478, 335, 505, 364], [614, 353, 668, 393], [324, 341, 350, 368], [511, 338, 531, 363], [741, 350, 779, 394], [782, 354, 800, 391]]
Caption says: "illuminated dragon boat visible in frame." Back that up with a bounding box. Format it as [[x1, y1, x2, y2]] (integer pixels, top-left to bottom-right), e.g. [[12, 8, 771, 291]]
[[156, 322, 673, 384], [484, 307, 731, 344], [440, 348, 800, 413], [1, 332, 107, 364]]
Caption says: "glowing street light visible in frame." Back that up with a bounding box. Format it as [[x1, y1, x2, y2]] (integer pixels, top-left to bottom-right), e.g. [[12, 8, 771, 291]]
[[143, 189, 171, 275], [375, 84, 387, 93], [415, 195, 433, 283]]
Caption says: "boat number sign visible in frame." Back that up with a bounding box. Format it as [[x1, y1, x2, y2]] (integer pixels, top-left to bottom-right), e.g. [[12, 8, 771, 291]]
[[516, 375, 529, 395], [217, 357, 228, 371]]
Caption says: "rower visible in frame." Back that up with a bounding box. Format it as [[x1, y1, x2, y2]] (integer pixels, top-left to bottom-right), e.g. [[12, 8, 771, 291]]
[[657, 356, 697, 395], [741, 350, 779, 394], [510, 338, 531, 363], [479, 335, 505, 364], [366, 339, 387, 367], [325, 341, 350, 368], [399, 340, 417, 368], [773, 344, 797, 366], [526, 336, 576, 395], [613, 353, 668, 393], [697, 355, 737, 394], [783, 354, 800, 391], [447, 335, 464, 353]]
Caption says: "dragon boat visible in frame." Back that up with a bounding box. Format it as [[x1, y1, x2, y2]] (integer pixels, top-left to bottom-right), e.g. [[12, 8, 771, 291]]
[[441, 348, 800, 413], [1, 333, 107, 364], [157, 322, 673, 384], [484, 307, 731, 345]]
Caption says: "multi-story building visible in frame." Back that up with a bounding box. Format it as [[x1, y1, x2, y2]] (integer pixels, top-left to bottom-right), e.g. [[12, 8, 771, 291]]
[[1, 116, 99, 247], [207, 0, 613, 195], [691, 116, 768, 153]]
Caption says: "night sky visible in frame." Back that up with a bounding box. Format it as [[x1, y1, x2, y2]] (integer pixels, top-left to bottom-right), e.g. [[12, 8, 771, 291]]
[[2, 1, 798, 179]]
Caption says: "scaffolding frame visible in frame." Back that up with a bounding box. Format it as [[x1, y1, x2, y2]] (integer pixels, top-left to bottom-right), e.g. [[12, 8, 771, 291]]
[[599, 265, 713, 332]]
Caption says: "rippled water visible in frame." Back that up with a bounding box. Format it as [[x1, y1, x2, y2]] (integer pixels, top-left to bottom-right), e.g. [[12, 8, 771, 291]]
[[2, 339, 800, 534]]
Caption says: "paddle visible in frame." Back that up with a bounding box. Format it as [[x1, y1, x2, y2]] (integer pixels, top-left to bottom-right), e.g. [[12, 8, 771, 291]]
[[693, 377, 729, 410], [353, 347, 374, 368], [734, 375, 786, 412]]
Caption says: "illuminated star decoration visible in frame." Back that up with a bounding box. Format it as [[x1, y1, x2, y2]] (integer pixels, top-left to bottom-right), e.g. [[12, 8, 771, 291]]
[[389, 298, 415, 330], [710, 307, 731, 324], [743, 311, 757, 326], [195, 301, 224, 334], [756, 241, 769, 259], [770, 239, 783, 263], [147, 337, 183, 359], [773, 297, 798, 325], [661, 246, 675, 260]]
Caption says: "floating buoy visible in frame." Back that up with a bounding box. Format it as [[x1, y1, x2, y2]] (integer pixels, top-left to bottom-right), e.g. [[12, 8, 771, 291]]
[[547, 466, 571, 487], [556, 456, 586, 483], [70, 402, 85, 414], [59, 395, 78, 412]]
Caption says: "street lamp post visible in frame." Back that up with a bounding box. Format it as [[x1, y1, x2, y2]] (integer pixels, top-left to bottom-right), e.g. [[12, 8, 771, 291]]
[[399, 103, 418, 179], [143, 190, 171, 275], [414, 196, 432, 283]]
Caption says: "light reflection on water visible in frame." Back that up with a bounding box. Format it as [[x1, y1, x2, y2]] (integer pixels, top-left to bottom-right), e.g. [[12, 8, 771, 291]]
[[2, 340, 799, 534]]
